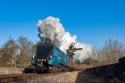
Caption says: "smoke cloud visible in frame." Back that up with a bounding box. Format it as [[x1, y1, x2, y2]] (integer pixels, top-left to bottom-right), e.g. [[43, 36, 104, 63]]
[[37, 16, 92, 62]]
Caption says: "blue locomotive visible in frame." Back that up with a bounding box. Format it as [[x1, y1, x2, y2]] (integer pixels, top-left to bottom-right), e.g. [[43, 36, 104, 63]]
[[27, 38, 69, 73]]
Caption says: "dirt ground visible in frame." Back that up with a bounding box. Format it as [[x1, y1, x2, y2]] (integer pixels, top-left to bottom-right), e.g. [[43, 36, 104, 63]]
[[0, 67, 23, 75]]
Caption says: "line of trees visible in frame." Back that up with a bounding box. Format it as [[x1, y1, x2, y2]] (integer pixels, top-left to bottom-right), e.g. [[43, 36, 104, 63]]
[[96, 39, 125, 64], [0, 37, 125, 68], [0, 37, 37, 68], [77, 39, 125, 66]]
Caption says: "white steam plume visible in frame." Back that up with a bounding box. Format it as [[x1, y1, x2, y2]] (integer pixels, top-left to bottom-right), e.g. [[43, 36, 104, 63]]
[[37, 16, 92, 62]]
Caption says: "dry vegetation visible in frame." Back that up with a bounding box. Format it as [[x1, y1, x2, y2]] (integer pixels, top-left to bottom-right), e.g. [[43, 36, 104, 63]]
[[78, 39, 125, 66], [0, 38, 125, 83], [0, 38, 125, 68], [0, 37, 34, 68]]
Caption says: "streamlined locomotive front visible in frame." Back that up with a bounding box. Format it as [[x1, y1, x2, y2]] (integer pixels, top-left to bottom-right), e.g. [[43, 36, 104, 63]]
[[35, 38, 53, 73]]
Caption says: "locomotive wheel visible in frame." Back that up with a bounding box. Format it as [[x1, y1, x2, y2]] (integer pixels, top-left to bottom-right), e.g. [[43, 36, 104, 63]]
[[42, 61, 49, 73], [37, 65, 49, 73], [37, 61, 49, 73], [43, 65, 49, 73]]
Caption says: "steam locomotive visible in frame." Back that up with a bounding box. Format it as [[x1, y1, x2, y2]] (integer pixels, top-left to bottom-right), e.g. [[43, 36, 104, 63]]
[[25, 38, 70, 73]]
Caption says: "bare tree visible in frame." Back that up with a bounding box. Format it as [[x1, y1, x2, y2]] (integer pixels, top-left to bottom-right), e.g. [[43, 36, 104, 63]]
[[0, 38, 17, 67], [98, 39, 125, 64], [16, 37, 33, 67]]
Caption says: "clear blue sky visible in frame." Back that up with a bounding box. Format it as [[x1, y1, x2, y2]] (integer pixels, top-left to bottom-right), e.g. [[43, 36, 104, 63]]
[[0, 0, 125, 48]]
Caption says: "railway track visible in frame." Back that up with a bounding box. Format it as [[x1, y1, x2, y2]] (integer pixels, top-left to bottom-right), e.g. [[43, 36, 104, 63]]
[[0, 73, 60, 83], [0, 72, 71, 83], [0, 73, 37, 83], [0, 67, 82, 83]]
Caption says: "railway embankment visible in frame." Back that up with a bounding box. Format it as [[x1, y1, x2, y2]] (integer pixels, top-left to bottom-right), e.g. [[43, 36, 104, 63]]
[[0, 67, 23, 75]]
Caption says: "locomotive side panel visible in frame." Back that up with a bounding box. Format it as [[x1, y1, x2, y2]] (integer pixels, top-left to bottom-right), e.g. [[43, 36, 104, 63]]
[[49, 46, 69, 66]]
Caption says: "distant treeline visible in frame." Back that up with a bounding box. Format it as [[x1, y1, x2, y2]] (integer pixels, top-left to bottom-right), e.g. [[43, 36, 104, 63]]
[[75, 39, 125, 66], [0, 36, 37, 68], [0, 37, 125, 68]]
